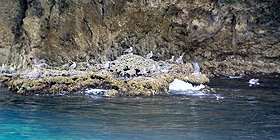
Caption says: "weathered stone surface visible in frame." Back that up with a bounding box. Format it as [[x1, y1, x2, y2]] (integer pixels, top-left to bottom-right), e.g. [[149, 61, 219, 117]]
[[184, 74, 210, 84], [200, 60, 280, 77], [1, 53, 210, 96], [101, 54, 169, 77], [0, 0, 279, 82], [6, 73, 170, 96], [5, 71, 209, 96], [0, 0, 26, 63], [0, 0, 26, 46]]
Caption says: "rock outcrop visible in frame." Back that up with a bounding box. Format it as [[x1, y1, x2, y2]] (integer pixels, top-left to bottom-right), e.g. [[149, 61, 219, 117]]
[[0, 0, 279, 77], [2, 54, 210, 96]]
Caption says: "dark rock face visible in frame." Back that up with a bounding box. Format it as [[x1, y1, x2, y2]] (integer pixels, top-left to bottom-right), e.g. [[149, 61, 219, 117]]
[[0, 0, 279, 75]]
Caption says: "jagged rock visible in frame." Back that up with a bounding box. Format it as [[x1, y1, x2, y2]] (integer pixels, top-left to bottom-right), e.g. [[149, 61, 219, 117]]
[[108, 54, 161, 77], [0, 0, 280, 96], [1, 54, 211, 96], [0, 0, 279, 77]]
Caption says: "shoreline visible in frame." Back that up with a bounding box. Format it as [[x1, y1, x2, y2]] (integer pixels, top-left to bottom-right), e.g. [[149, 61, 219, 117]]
[[0, 54, 279, 96]]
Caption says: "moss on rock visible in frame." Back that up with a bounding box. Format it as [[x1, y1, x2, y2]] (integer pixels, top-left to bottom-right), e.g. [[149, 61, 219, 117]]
[[6, 72, 172, 96], [1, 54, 212, 96], [184, 74, 210, 84]]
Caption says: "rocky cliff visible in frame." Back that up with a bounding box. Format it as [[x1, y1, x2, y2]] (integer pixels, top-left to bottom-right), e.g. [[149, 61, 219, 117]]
[[1, 0, 279, 76]]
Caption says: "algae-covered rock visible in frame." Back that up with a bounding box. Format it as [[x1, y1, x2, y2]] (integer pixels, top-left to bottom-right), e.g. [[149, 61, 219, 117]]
[[184, 74, 210, 84], [0, 51, 213, 96], [6, 72, 171, 96], [0, 51, 212, 96], [104, 89, 118, 97], [4, 62, 210, 96]]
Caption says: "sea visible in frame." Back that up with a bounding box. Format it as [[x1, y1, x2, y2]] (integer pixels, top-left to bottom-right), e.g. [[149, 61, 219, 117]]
[[0, 77, 279, 140]]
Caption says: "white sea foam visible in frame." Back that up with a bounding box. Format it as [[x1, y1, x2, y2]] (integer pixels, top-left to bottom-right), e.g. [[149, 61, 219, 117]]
[[169, 79, 205, 91], [76, 88, 107, 97], [169, 80, 225, 99], [83, 88, 107, 94], [229, 75, 242, 79], [169, 79, 207, 96], [220, 74, 243, 79]]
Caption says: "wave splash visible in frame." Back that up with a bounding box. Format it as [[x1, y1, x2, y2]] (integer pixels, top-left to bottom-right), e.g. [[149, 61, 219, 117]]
[[169, 79, 205, 94], [169, 79, 224, 99]]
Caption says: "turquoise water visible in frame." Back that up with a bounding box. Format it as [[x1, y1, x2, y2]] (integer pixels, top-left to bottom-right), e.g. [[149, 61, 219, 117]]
[[0, 77, 279, 140]]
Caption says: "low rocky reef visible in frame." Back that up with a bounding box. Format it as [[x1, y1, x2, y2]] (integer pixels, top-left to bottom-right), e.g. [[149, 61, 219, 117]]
[[0, 54, 210, 96], [1, 53, 279, 96]]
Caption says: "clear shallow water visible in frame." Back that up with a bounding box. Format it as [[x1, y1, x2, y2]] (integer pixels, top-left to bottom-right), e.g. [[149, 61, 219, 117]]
[[0, 77, 279, 140]]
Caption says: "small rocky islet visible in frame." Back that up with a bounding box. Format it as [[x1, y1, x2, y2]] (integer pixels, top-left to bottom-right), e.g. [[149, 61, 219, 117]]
[[0, 54, 210, 96]]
